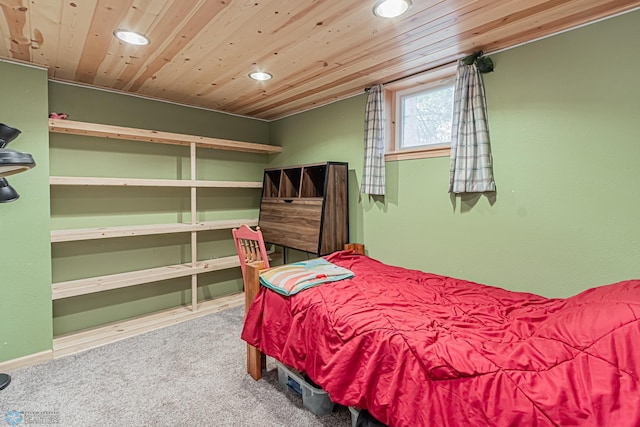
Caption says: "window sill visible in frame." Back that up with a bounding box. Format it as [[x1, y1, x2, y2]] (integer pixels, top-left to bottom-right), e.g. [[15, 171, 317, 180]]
[[385, 146, 450, 162]]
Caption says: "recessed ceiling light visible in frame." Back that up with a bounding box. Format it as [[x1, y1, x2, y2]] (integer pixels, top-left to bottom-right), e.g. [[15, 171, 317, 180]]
[[249, 72, 273, 81], [373, 0, 412, 18], [113, 29, 149, 46]]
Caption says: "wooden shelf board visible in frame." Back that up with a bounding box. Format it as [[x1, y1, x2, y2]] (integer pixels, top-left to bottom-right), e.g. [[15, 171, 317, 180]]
[[50, 176, 262, 188], [52, 255, 241, 300], [51, 218, 258, 242], [53, 292, 245, 358], [49, 119, 282, 155]]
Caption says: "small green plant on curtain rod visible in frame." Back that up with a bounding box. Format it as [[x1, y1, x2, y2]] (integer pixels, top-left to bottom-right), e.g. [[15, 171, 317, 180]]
[[461, 51, 494, 74]]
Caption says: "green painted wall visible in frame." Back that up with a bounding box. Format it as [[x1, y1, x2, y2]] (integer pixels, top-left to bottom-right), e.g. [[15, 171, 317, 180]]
[[48, 83, 273, 335], [2, 9, 639, 363], [0, 61, 52, 362], [270, 11, 640, 298]]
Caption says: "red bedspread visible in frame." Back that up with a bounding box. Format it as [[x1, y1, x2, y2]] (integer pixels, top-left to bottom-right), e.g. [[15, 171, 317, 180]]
[[241, 251, 640, 427]]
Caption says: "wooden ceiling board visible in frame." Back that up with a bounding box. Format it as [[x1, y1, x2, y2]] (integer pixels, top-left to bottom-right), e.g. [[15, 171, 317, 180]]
[[1, 0, 639, 120], [0, 0, 31, 61], [91, 0, 171, 88], [126, 0, 232, 93], [74, 0, 132, 83], [53, 0, 99, 79], [21, 0, 60, 68], [110, 0, 204, 91], [0, 8, 12, 57]]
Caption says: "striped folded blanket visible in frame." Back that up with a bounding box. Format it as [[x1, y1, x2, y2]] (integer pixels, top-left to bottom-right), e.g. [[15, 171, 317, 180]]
[[259, 257, 354, 296]]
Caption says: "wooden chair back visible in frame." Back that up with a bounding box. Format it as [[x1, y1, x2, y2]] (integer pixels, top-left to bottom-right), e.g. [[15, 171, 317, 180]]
[[232, 224, 270, 282]]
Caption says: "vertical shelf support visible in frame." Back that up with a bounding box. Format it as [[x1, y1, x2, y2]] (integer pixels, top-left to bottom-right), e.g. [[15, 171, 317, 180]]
[[190, 142, 198, 312]]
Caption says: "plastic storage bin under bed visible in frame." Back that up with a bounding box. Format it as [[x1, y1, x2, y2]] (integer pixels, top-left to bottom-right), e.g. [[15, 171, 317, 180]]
[[276, 361, 335, 416]]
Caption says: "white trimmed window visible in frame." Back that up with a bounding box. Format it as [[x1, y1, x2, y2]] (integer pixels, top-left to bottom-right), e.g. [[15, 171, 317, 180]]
[[385, 66, 456, 161]]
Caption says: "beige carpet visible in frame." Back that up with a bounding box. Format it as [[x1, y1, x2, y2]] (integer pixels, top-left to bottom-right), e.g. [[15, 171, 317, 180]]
[[0, 306, 352, 426]]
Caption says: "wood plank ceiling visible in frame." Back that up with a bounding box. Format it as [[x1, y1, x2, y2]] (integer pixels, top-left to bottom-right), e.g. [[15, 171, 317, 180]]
[[0, 0, 638, 121]]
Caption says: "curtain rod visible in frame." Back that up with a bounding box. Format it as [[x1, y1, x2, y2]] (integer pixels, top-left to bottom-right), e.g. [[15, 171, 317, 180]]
[[364, 57, 462, 92], [365, 50, 490, 92], [383, 59, 459, 86]]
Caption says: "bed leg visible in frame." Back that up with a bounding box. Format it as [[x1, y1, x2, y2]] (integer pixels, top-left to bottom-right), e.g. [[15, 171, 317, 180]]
[[247, 345, 265, 381], [245, 261, 265, 380]]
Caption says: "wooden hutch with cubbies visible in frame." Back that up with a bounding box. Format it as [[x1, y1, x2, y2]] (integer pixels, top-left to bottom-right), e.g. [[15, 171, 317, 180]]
[[258, 161, 348, 256]]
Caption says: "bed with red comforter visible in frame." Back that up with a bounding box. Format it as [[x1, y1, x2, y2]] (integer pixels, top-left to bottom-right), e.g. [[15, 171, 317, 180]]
[[241, 251, 640, 426]]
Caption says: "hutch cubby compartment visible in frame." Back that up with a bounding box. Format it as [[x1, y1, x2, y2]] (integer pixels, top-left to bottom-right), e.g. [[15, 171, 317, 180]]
[[258, 161, 348, 255], [280, 167, 302, 198], [263, 170, 281, 198], [300, 164, 327, 198]]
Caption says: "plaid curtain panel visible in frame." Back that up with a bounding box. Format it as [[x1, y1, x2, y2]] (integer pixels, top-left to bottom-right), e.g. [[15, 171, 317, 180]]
[[449, 62, 496, 193], [360, 84, 386, 196]]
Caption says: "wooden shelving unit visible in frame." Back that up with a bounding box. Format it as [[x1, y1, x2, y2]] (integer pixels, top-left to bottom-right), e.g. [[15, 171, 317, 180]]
[[49, 119, 279, 356]]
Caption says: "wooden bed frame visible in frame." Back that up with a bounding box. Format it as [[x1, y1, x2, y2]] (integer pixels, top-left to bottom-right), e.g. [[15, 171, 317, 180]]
[[244, 260, 267, 380]]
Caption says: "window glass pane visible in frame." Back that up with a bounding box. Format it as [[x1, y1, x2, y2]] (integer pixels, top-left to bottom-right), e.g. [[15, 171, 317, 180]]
[[400, 84, 454, 149]]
